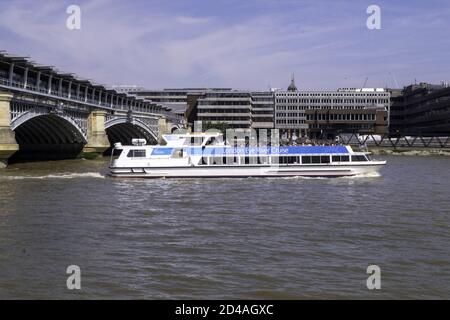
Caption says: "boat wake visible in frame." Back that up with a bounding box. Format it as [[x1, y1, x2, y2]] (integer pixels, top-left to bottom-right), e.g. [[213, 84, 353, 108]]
[[0, 172, 105, 180], [345, 171, 381, 178], [264, 172, 381, 180]]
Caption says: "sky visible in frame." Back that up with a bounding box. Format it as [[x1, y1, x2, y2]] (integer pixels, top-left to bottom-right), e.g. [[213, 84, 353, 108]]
[[0, 0, 449, 90]]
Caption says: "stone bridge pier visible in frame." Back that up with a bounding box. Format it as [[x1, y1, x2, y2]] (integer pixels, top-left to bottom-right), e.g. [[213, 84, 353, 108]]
[[0, 93, 18, 167], [82, 110, 110, 156]]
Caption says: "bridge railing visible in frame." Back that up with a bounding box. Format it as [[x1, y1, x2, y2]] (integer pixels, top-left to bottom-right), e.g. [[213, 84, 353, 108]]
[[0, 74, 185, 125], [338, 133, 450, 149]]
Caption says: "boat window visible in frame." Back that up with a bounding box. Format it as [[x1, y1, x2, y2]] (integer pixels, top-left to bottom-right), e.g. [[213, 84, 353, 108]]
[[311, 156, 321, 164], [190, 137, 203, 146], [302, 156, 311, 164], [351, 155, 367, 162], [172, 148, 184, 158], [211, 157, 223, 165], [332, 155, 350, 162], [225, 156, 238, 165], [279, 156, 300, 164], [201, 157, 208, 165], [258, 156, 269, 164], [332, 156, 350, 162], [111, 149, 123, 160], [127, 149, 146, 158], [321, 156, 330, 163]]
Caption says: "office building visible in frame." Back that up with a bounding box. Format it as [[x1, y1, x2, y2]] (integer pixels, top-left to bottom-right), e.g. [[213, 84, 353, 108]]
[[274, 76, 390, 139], [389, 82, 450, 136]]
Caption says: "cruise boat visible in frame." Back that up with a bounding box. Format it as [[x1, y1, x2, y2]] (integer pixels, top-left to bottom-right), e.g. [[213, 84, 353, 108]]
[[109, 133, 386, 178]]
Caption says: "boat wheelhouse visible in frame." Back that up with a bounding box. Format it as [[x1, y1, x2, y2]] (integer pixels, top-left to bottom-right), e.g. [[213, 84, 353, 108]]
[[109, 133, 386, 178]]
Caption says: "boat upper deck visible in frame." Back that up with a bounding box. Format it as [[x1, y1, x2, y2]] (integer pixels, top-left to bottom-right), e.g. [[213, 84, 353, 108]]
[[149, 145, 352, 156]]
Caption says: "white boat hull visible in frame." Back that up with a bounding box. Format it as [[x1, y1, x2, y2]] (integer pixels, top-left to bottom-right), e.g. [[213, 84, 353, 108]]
[[110, 162, 385, 178]]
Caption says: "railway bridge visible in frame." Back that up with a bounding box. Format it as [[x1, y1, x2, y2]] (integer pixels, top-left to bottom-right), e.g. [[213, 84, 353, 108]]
[[0, 52, 184, 166]]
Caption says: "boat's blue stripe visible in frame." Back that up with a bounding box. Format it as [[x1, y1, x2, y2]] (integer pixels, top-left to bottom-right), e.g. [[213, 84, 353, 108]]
[[151, 146, 348, 156]]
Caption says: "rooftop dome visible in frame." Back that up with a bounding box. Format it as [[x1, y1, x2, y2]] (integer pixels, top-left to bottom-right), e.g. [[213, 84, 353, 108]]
[[287, 73, 298, 91]]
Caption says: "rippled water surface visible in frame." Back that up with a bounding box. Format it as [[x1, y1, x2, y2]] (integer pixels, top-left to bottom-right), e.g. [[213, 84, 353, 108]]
[[0, 155, 449, 299]]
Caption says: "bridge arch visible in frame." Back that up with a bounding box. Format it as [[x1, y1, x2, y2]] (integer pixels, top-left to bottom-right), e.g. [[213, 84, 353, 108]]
[[10, 110, 87, 161], [105, 117, 158, 145]]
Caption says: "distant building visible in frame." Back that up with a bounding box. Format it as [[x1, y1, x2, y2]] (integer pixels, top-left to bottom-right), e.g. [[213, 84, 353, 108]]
[[190, 90, 253, 129], [123, 88, 233, 116], [274, 76, 390, 139], [389, 82, 450, 136], [249, 91, 274, 129], [184, 90, 275, 130], [274, 75, 308, 137], [118, 76, 392, 138], [112, 85, 146, 93]]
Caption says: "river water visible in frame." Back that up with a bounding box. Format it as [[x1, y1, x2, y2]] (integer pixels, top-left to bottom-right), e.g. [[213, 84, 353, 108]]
[[0, 155, 449, 299]]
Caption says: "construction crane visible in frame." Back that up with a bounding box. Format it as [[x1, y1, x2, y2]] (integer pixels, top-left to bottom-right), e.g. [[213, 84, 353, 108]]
[[362, 77, 368, 88], [388, 72, 400, 88]]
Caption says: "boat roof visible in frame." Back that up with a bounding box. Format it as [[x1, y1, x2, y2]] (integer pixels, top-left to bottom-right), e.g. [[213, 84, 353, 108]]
[[149, 145, 351, 156], [163, 132, 222, 138], [162, 132, 223, 146]]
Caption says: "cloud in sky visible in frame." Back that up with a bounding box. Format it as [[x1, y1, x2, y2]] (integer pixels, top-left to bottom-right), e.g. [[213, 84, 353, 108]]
[[0, 0, 449, 90]]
